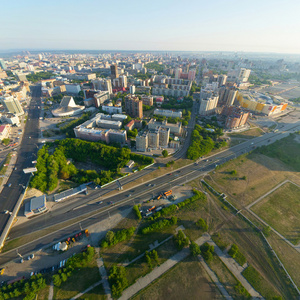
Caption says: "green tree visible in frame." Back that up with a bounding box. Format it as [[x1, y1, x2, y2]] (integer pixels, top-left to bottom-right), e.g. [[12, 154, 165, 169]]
[[53, 274, 62, 287], [151, 250, 159, 264], [105, 231, 115, 244], [174, 230, 189, 250], [162, 150, 168, 157], [1, 138, 10, 146], [190, 241, 201, 257], [196, 218, 208, 231]]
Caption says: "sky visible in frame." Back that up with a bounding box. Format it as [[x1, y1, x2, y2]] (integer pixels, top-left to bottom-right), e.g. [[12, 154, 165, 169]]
[[1, 0, 300, 54]]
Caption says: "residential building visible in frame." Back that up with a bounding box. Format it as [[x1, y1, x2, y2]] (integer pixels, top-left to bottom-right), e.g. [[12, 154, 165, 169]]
[[222, 106, 250, 129], [154, 109, 182, 118], [110, 64, 118, 79], [141, 95, 153, 106], [238, 68, 251, 83], [125, 95, 143, 118], [188, 69, 196, 81], [217, 74, 227, 87], [0, 59, 7, 70], [218, 86, 237, 106], [101, 105, 122, 114], [175, 68, 182, 79], [148, 119, 182, 135], [136, 132, 148, 152], [129, 85, 136, 94], [148, 129, 159, 149], [1, 95, 24, 116], [158, 127, 170, 147], [92, 78, 112, 94], [199, 93, 219, 116], [0, 71, 7, 79]]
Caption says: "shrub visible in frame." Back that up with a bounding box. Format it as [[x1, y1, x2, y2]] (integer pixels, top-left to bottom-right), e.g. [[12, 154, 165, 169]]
[[133, 205, 142, 220], [190, 241, 201, 257], [196, 218, 208, 231], [101, 227, 135, 247], [174, 230, 189, 250]]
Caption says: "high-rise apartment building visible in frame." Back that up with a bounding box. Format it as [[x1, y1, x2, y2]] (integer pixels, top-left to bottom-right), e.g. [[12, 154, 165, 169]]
[[92, 78, 112, 94], [148, 129, 159, 149], [175, 68, 182, 79], [136, 132, 148, 152], [1, 96, 24, 116], [125, 95, 143, 118], [188, 69, 196, 81], [158, 127, 170, 147], [110, 64, 118, 79], [199, 94, 219, 116], [217, 74, 227, 87], [238, 68, 251, 83], [0, 59, 7, 70], [218, 86, 237, 106]]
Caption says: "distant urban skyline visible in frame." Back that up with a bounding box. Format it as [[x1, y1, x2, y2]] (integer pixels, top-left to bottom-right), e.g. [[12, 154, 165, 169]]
[[1, 0, 300, 54]]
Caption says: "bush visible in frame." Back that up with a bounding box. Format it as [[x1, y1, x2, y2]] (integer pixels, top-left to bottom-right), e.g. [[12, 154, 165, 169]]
[[101, 227, 135, 247], [162, 150, 168, 157], [200, 242, 214, 262], [174, 230, 189, 250], [109, 265, 128, 298], [196, 218, 208, 231], [142, 217, 177, 234], [230, 170, 237, 175], [52, 274, 61, 287], [190, 241, 201, 257], [228, 244, 247, 266], [133, 205, 142, 220]]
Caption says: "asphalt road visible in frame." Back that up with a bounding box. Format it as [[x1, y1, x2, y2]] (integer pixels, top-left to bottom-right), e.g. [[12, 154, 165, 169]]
[[0, 118, 299, 266], [0, 86, 41, 238]]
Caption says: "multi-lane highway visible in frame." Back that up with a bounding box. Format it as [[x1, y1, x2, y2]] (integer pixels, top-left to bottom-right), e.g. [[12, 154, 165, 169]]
[[0, 116, 299, 265], [0, 86, 42, 237]]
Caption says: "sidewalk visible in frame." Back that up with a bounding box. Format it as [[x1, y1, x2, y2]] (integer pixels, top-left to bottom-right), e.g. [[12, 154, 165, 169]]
[[95, 247, 112, 300], [120, 234, 210, 300], [197, 255, 233, 300], [208, 239, 263, 299], [70, 280, 103, 300]]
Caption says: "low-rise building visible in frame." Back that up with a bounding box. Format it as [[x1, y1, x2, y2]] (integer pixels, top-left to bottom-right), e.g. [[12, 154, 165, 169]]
[[154, 109, 182, 118], [148, 119, 182, 135], [1, 113, 20, 126], [0, 124, 11, 140], [101, 105, 122, 114]]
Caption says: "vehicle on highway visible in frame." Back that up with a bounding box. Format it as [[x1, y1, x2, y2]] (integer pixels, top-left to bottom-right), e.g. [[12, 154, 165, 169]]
[[20, 259, 24, 264], [14, 167, 17, 170], [30, 254, 34, 259], [98, 201, 103, 204], [127, 194, 131, 197], [8, 183, 12, 188]]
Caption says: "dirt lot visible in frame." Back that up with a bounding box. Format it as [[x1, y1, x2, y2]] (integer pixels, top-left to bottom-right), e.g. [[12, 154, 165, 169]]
[[228, 127, 264, 139], [251, 181, 300, 245], [133, 255, 222, 300]]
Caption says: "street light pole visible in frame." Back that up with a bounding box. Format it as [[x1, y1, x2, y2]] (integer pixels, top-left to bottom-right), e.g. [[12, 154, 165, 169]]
[[79, 222, 83, 231]]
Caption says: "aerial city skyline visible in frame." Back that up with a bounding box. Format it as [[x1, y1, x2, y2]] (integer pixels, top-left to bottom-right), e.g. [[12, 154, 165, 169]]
[[0, 1, 299, 299]]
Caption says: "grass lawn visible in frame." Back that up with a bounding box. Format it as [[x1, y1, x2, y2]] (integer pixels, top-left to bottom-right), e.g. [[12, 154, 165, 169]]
[[206, 253, 250, 300], [132, 255, 222, 300], [267, 231, 300, 288], [56, 180, 79, 193], [251, 182, 300, 245], [206, 149, 300, 208], [242, 265, 280, 300], [78, 283, 106, 300], [53, 256, 101, 300], [255, 134, 300, 172]]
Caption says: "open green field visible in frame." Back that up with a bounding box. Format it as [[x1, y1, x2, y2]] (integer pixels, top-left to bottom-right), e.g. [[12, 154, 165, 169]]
[[251, 182, 300, 245], [206, 135, 300, 208], [78, 283, 106, 300], [242, 265, 280, 300], [53, 256, 101, 300], [133, 255, 222, 300]]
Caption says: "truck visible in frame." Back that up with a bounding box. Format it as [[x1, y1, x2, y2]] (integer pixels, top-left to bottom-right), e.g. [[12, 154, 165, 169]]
[[164, 190, 172, 197], [147, 206, 156, 212]]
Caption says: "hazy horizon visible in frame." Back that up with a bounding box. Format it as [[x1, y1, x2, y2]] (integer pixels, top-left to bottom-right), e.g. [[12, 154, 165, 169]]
[[1, 0, 300, 54]]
